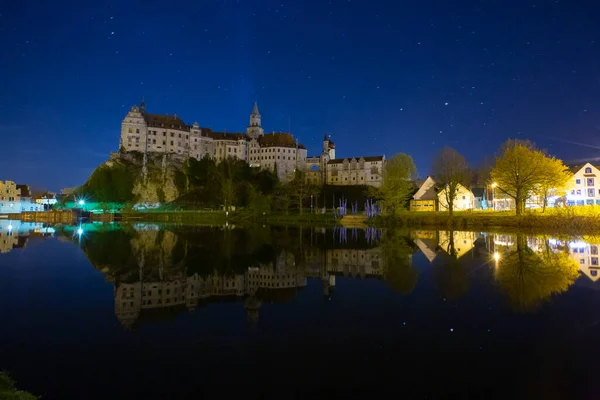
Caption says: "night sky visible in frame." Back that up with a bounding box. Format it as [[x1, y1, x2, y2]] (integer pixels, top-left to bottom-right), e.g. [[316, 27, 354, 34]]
[[1, 0, 599, 191]]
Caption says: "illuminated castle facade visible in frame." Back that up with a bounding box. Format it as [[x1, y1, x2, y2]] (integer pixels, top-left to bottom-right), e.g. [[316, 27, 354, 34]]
[[120, 100, 384, 185], [120, 101, 307, 181]]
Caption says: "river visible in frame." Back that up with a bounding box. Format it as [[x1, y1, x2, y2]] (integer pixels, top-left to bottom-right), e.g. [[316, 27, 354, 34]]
[[1, 220, 599, 399]]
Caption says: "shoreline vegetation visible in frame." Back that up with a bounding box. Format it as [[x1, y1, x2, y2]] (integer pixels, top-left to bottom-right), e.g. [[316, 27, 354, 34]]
[[13, 207, 600, 234], [103, 207, 600, 233]]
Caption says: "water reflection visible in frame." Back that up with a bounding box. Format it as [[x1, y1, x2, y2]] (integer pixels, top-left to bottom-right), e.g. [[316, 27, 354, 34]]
[[1, 222, 596, 323], [0, 220, 54, 253]]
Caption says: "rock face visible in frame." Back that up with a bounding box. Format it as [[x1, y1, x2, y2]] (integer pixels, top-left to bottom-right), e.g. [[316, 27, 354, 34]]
[[108, 151, 186, 204]]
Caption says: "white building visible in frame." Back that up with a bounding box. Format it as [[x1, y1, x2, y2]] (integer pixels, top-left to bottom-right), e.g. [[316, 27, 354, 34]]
[[120, 101, 307, 181], [438, 183, 475, 211], [566, 163, 600, 206]]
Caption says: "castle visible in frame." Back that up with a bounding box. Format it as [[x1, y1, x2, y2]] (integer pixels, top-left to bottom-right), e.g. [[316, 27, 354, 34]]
[[120, 100, 384, 185]]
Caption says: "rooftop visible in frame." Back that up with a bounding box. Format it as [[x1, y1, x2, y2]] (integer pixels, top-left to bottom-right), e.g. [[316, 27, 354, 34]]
[[327, 155, 384, 164]]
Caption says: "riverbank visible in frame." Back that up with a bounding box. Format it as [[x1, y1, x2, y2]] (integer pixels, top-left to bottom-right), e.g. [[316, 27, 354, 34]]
[[372, 209, 600, 234], [117, 210, 340, 226]]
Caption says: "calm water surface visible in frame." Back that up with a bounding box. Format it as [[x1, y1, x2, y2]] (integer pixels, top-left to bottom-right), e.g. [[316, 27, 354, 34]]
[[1, 220, 600, 399]]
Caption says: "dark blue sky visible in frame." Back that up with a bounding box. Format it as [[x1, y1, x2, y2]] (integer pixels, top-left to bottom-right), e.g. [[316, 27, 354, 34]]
[[1, 0, 599, 191]]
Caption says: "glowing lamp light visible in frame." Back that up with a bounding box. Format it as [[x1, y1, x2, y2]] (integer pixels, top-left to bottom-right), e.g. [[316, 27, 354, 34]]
[[77, 227, 83, 235], [8, 224, 13, 231], [78, 200, 85, 206], [491, 183, 497, 188], [493, 252, 500, 262]]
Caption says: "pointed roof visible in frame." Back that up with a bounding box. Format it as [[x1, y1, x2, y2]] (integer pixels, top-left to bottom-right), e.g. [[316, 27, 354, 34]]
[[252, 101, 260, 115]]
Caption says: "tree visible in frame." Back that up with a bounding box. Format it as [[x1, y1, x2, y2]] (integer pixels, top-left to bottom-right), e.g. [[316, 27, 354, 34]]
[[536, 156, 572, 212], [377, 153, 417, 215], [286, 170, 319, 214], [431, 147, 471, 215], [490, 139, 561, 215]]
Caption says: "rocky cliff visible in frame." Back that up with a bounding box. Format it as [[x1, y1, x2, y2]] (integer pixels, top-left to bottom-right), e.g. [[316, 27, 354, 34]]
[[84, 151, 187, 205]]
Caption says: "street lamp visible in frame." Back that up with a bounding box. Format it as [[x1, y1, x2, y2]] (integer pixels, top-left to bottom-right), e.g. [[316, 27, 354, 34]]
[[78, 199, 85, 206]]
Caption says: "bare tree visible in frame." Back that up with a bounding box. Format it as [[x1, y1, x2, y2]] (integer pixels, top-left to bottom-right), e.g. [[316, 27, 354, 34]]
[[431, 147, 471, 215]]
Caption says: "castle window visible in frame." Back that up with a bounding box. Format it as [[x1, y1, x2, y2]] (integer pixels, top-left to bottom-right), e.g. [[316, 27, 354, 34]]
[[170, 141, 174, 146], [136, 128, 139, 134], [163, 141, 166, 145], [178, 133, 181, 138], [163, 132, 166, 136], [128, 128, 133, 133], [171, 132, 174, 137]]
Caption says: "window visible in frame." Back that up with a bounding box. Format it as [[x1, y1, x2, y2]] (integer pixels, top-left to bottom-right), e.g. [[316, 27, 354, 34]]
[[577, 190, 582, 195], [128, 127, 133, 133], [591, 246, 598, 255], [462, 196, 466, 199], [576, 179, 581, 184], [588, 178, 595, 186], [589, 189, 595, 197], [170, 141, 174, 145], [593, 257, 599, 266], [136, 128, 139, 133], [586, 167, 592, 173], [171, 132, 174, 137]]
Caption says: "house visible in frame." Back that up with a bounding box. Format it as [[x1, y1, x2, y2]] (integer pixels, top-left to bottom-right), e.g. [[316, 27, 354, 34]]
[[0, 181, 21, 214], [471, 187, 487, 209], [438, 183, 475, 211], [566, 163, 600, 206], [410, 177, 475, 212], [16, 184, 43, 212], [410, 176, 437, 211]]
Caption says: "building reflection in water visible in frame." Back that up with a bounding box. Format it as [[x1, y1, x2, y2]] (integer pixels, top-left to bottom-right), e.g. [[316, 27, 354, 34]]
[[0, 220, 54, 254], [91, 225, 389, 329], [7, 221, 599, 326]]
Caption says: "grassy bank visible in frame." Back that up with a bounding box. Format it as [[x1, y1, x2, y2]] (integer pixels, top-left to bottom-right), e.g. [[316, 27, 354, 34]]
[[372, 208, 600, 234], [119, 210, 339, 226]]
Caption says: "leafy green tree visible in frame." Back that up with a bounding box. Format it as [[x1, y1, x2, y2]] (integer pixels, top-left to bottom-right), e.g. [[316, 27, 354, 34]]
[[491, 139, 568, 215], [431, 147, 471, 215], [535, 156, 572, 212], [376, 153, 417, 215]]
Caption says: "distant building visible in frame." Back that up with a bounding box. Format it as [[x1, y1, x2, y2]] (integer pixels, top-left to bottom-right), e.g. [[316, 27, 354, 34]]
[[16, 184, 43, 212], [0, 181, 21, 214], [325, 156, 385, 187], [119, 100, 384, 184], [410, 177, 475, 211], [438, 183, 475, 211], [119, 101, 307, 181], [566, 163, 600, 206], [410, 177, 437, 211]]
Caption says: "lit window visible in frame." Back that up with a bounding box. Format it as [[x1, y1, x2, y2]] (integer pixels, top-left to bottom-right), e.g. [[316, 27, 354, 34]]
[[576, 179, 581, 184], [586, 167, 592, 173]]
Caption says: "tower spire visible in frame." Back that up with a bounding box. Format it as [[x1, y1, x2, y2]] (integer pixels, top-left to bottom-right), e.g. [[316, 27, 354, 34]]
[[252, 101, 260, 116]]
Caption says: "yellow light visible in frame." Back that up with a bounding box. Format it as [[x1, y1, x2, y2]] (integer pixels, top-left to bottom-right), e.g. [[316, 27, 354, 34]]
[[491, 183, 497, 188], [493, 252, 500, 261]]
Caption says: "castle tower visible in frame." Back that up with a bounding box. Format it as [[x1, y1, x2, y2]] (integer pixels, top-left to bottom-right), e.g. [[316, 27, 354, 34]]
[[246, 102, 264, 139], [323, 133, 335, 160]]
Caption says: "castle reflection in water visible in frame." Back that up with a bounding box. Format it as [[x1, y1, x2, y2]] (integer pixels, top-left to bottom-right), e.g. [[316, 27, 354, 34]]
[[2, 221, 599, 327]]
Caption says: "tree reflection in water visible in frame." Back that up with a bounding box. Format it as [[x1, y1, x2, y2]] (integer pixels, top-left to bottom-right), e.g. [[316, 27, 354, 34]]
[[432, 230, 471, 301], [495, 233, 579, 312], [380, 230, 418, 294]]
